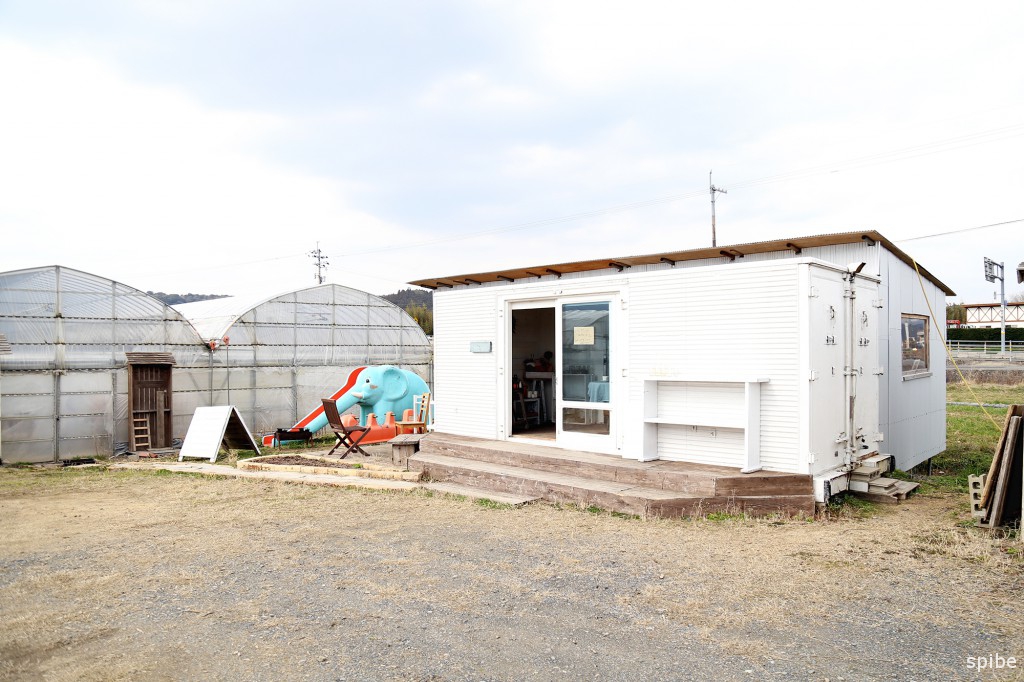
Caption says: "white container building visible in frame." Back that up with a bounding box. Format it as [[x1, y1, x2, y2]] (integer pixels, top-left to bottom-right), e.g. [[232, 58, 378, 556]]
[[411, 231, 953, 500]]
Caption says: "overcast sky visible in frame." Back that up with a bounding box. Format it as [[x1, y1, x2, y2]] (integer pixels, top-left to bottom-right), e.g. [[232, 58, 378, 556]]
[[1, 1, 1022, 303]]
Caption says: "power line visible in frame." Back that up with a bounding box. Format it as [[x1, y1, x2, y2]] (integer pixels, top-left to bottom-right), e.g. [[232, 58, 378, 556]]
[[895, 218, 1024, 243], [341, 122, 1024, 257]]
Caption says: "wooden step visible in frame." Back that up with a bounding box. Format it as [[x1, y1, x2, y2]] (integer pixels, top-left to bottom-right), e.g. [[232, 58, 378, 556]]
[[422, 482, 540, 507], [419, 435, 811, 498], [410, 452, 815, 519], [420, 437, 715, 495]]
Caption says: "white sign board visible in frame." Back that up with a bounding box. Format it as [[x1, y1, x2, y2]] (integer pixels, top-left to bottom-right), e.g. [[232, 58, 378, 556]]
[[179, 406, 260, 463]]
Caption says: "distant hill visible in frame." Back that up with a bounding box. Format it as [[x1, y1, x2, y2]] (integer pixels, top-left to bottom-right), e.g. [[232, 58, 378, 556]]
[[382, 288, 433, 311], [148, 292, 230, 306]]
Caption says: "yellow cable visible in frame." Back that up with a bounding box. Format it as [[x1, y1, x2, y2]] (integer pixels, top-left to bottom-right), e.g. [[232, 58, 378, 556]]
[[911, 257, 1003, 432]]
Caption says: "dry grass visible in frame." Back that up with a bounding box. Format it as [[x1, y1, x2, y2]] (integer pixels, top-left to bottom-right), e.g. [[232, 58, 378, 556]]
[[1, 466, 1022, 679]]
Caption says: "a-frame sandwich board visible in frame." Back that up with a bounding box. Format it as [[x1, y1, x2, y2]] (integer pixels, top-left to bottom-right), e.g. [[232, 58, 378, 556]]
[[179, 406, 261, 463]]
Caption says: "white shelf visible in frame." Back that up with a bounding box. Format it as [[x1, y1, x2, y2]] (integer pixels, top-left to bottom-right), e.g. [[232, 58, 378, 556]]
[[642, 378, 766, 472], [644, 416, 746, 429]]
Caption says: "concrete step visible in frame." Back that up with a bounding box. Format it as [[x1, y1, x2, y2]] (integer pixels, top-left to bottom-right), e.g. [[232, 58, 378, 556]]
[[410, 452, 815, 518], [850, 479, 921, 505]]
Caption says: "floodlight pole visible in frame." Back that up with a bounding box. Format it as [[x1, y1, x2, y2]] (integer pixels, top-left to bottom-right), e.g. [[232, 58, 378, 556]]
[[710, 170, 727, 248], [984, 257, 1007, 354]]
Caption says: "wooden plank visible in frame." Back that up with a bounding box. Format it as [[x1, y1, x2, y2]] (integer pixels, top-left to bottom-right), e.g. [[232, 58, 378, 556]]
[[981, 405, 1024, 510], [983, 416, 1020, 528]]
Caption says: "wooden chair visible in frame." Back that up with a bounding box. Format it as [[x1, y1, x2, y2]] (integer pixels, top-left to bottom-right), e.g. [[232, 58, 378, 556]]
[[321, 398, 371, 458], [397, 393, 431, 435]]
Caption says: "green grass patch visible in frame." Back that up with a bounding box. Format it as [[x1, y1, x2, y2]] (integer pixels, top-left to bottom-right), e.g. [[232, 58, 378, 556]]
[[946, 381, 1024, 405], [474, 497, 514, 510], [919, 403, 1005, 492], [822, 493, 879, 519]]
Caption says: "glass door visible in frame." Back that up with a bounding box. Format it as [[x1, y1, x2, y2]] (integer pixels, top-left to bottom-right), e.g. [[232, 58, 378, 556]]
[[557, 300, 614, 451]]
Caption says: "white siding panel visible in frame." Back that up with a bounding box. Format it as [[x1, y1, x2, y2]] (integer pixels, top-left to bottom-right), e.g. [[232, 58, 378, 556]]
[[658, 425, 744, 467], [656, 382, 745, 428], [433, 288, 499, 439], [627, 260, 804, 472]]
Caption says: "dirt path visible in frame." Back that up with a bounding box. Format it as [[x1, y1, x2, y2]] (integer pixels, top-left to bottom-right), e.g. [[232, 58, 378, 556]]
[[1, 466, 1022, 681]]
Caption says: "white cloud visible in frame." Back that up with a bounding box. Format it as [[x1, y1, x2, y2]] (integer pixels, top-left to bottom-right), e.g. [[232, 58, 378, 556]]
[[417, 70, 540, 111], [0, 39, 408, 294]]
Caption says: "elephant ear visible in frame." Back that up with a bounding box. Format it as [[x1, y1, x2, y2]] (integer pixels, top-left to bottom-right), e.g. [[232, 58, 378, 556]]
[[380, 367, 409, 401]]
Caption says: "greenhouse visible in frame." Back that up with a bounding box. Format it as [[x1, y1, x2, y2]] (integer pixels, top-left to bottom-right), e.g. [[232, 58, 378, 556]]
[[0, 266, 432, 464], [174, 285, 431, 442]]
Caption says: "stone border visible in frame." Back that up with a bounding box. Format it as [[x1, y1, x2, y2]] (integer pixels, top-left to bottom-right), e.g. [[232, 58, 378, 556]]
[[238, 454, 423, 482]]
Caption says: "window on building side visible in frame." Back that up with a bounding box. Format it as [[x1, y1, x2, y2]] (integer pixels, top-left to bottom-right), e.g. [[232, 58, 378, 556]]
[[901, 314, 929, 374]]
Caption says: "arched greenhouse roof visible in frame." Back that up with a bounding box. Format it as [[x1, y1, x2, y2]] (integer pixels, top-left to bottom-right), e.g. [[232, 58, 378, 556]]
[[0, 265, 206, 370], [173, 284, 430, 368]]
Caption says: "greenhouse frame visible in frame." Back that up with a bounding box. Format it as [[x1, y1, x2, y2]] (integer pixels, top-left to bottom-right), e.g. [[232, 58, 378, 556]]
[[0, 266, 431, 464]]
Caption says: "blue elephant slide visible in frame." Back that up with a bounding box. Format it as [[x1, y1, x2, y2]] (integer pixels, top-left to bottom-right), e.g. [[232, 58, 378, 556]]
[[261, 365, 430, 447]]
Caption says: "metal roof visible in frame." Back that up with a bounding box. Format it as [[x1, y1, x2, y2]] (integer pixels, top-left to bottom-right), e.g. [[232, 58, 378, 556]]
[[410, 230, 955, 295]]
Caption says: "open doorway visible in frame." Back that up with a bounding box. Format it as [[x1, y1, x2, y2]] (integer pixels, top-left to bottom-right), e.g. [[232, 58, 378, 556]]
[[510, 307, 556, 439]]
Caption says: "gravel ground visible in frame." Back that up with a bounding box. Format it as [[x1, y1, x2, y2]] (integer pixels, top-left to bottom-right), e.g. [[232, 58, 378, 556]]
[[1, 465, 1022, 682]]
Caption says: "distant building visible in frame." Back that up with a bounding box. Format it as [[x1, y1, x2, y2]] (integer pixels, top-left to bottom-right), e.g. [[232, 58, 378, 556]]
[[960, 302, 1024, 328]]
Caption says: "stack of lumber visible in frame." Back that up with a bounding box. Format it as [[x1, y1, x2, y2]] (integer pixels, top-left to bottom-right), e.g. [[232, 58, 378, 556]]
[[848, 453, 919, 504], [971, 405, 1024, 529]]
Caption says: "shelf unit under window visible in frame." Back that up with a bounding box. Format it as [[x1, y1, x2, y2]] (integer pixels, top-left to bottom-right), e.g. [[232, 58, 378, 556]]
[[642, 377, 769, 473]]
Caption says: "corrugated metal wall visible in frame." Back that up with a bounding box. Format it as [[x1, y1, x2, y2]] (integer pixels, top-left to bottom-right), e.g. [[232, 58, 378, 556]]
[[879, 249, 947, 470]]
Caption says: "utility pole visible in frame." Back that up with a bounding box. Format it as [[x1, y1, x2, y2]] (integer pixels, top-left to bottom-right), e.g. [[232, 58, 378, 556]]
[[309, 242, 329, 284], [710, 170, 727, 247], [983, 257, 1006, 353]]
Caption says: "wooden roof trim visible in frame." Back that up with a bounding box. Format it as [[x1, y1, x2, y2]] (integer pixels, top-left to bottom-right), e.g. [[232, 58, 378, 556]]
[[410, 230, 955, 295], [125, 352, 176, 365]]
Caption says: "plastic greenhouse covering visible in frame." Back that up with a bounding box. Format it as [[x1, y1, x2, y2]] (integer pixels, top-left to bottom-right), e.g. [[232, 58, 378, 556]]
[[0, 267, 432, 463]]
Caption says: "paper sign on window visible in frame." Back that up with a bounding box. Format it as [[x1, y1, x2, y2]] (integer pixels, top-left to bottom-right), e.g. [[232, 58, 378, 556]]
[[573, 326, 595, 345]]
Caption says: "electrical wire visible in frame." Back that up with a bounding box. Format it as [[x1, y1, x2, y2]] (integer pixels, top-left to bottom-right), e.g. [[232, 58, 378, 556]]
[[895, 218, 1024, 243]]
